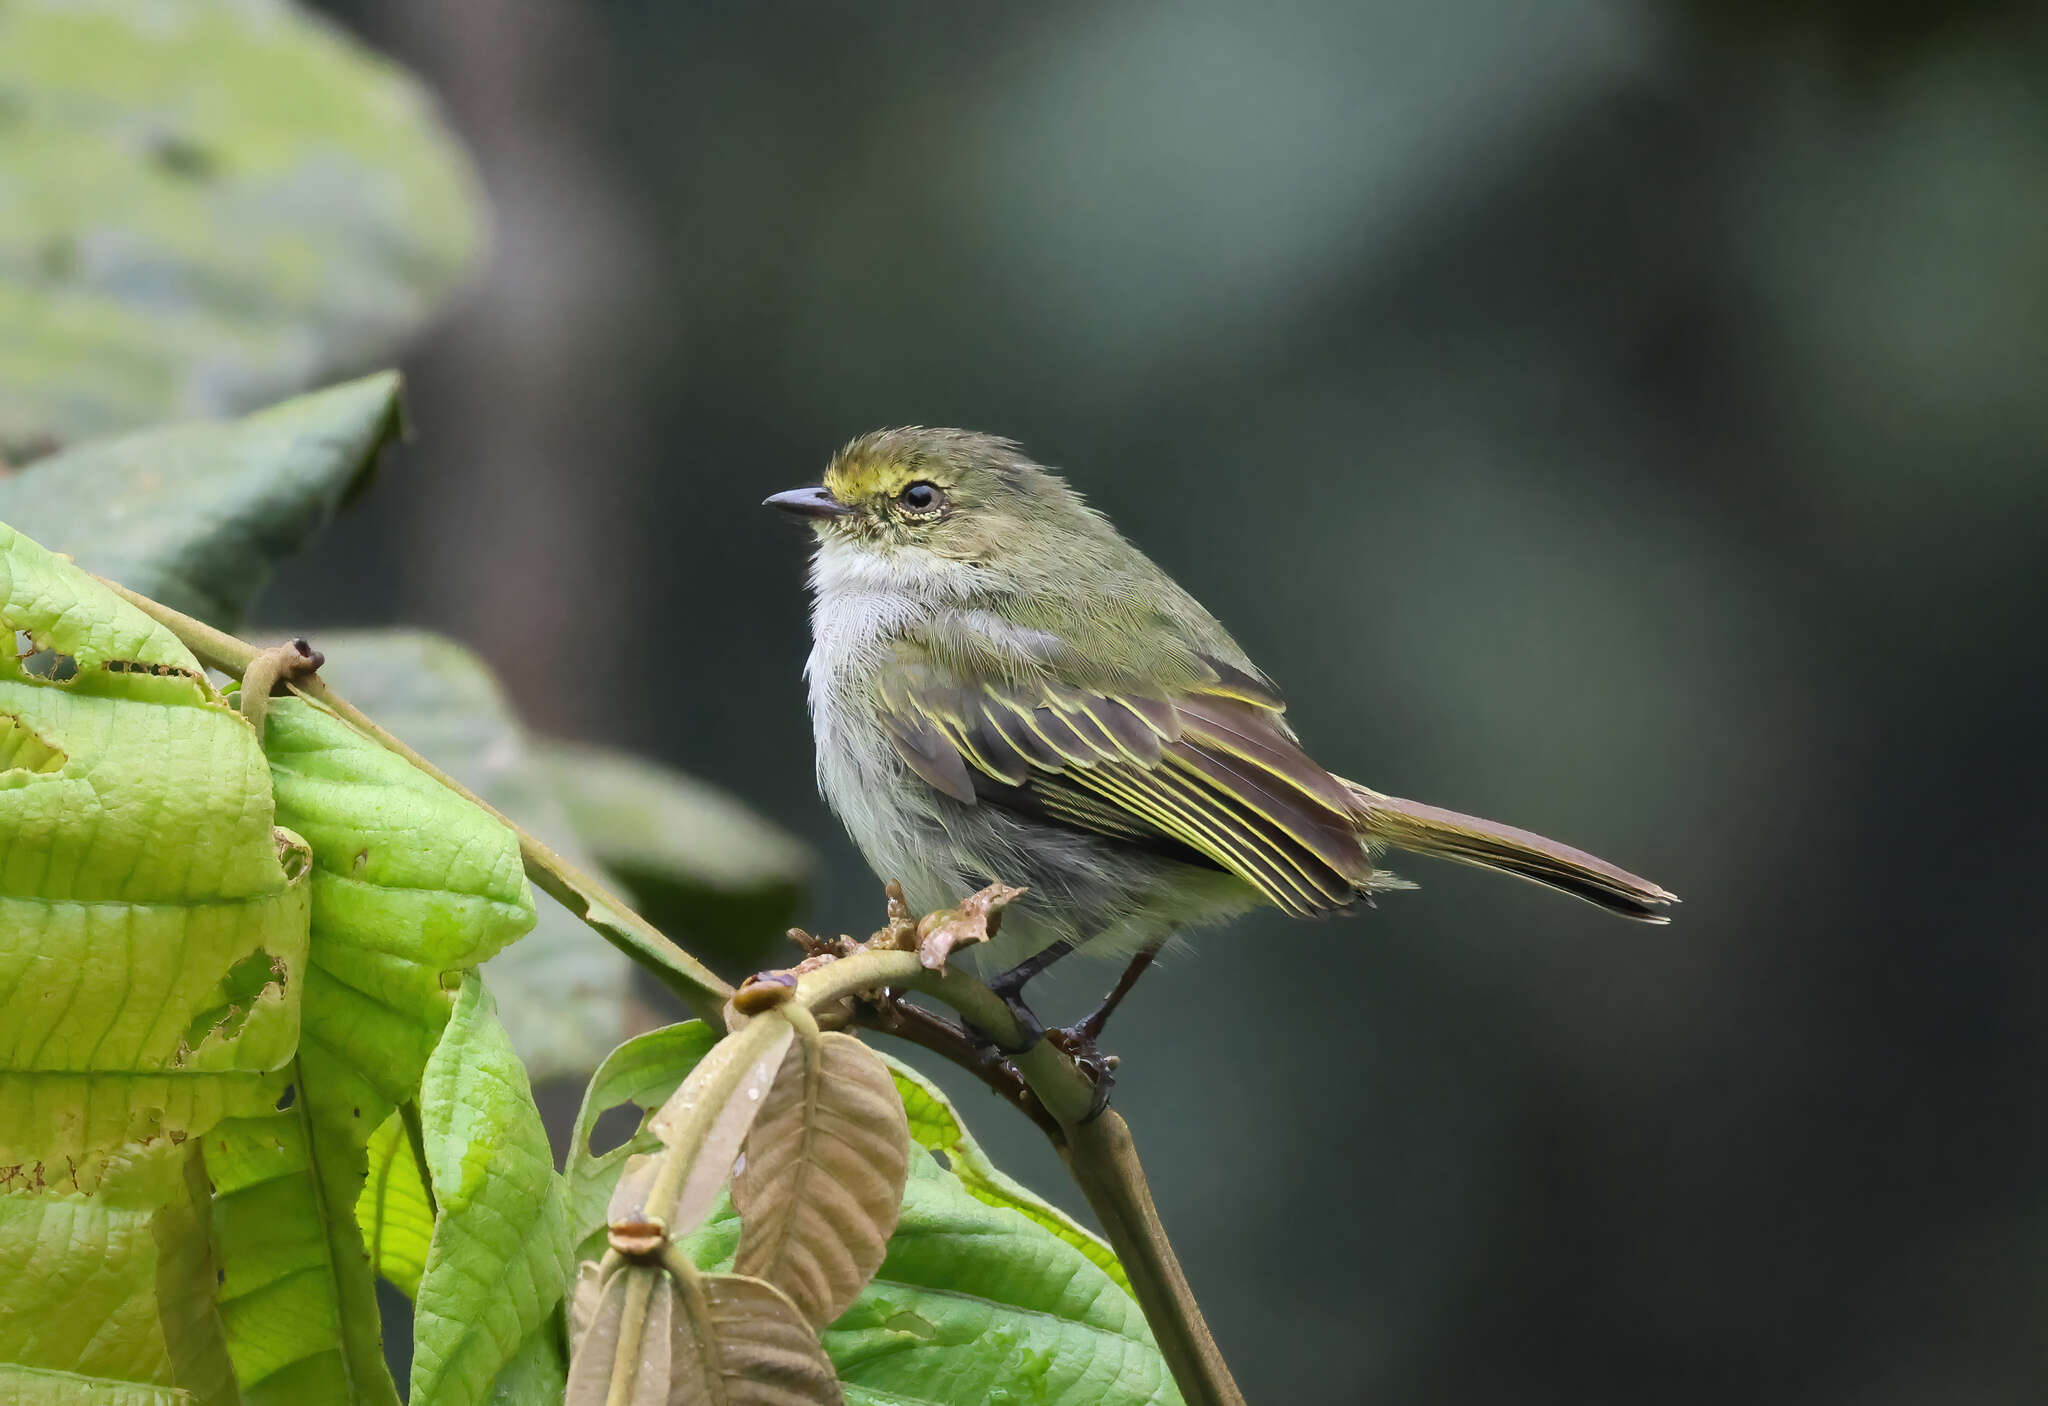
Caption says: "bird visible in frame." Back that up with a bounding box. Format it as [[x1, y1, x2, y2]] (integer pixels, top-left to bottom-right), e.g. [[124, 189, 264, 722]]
[[767, 428, 1674, 1070]]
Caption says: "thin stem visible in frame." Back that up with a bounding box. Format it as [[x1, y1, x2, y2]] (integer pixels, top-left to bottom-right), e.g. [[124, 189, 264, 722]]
[[603, 1267, 656, 1406], [636, 1013, 790, 1228], [1059, 1112, 1243, 1406], [104, 580, 732, 1024], [852, 997, 1058, 1138]]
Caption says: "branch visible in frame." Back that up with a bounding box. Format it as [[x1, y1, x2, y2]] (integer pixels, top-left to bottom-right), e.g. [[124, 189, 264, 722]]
[[105, 581, 733, 1024]]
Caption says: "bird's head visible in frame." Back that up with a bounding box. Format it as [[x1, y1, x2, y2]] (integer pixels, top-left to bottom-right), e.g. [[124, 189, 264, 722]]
[[766, 428, 1107, 594]]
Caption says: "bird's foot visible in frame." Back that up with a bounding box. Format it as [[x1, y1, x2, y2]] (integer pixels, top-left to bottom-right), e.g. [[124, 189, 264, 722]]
[[1045, 1023, 1120, 1120]]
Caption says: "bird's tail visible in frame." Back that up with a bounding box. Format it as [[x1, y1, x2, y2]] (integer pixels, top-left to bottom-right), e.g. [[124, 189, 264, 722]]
[[1344, 783, 1677, 923]]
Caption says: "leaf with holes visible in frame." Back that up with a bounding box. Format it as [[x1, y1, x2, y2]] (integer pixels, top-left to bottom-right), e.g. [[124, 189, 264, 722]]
[[0, 521, 308, 1402], [563, 1021, 721, 1265], [410, 974, 574, 1406], [0, 0, 483, 461], [0, 375, 403, 629], [310, 631, 637, 1081], [567, 1265, 841, 1406], [883, 1055, 1131, 1294], [210, 688, 535, 1406], [733, 1031, 910, 1328], [539, 739, 811, 970]]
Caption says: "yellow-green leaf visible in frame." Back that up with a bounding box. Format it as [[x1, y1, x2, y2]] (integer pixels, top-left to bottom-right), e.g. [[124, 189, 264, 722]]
[[0, 520, 307, 1403], [211, 690, 535, 1406], [409, 975, 574, 1406]]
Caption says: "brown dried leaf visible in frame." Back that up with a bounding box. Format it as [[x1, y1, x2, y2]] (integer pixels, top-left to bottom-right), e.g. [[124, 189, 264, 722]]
[[665, 1270, 844, 1406], [565, 1265, 632, 1406], [732, 1031, 911, 1328], [570, 1260, 606, 1344], [909, 882, 1026, 971]]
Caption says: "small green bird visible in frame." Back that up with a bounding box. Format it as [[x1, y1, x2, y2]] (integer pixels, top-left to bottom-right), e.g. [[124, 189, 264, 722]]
[[768, 429, 1674, 1057]]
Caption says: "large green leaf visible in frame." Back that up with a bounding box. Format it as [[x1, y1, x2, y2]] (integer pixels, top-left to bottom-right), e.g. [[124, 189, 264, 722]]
[[410, 975, 573, 1406], [211, 689, 536, 1406], [883, 1056, 1132, 1294], [565, 1022, 1178, 1406], [0, 374, 404, 628], [0, 520, 308, 1402], [539, 740, 810, 969], [0, 0, 483, 460], [311, 631, 638, 1082]]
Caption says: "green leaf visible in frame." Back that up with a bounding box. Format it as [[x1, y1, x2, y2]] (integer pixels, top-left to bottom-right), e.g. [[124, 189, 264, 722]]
[[539, 740, 810, 968], [564, 1021, 720, 1265], [566, 1023, 1176, 1406], [686, 1158, 1180, 1406], [358, 1109, 434, 1300], [483, 1327, 570, 1406], [0, 521, 308, 1401], [0, 374, 403, 628], [410, 975, 575, 1406], [0, 0, 484, 460], [882, 1056, 1133, 1295], [311, 631, 639, 1081], [211, 688, 536, 1406]]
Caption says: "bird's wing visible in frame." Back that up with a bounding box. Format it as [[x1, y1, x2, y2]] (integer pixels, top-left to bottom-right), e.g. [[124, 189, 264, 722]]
[[873, 649, 1375, 917]]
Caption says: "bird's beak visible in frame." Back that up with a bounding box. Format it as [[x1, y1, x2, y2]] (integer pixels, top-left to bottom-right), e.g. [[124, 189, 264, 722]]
[[763, 485, 853, 520]]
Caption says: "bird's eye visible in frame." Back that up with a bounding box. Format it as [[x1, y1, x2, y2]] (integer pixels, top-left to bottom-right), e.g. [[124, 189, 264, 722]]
[[896, 481, 945, 516]]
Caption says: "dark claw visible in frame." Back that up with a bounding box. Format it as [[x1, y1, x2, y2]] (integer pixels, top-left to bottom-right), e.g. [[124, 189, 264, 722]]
[[1046, 1023, 1119, 1120]]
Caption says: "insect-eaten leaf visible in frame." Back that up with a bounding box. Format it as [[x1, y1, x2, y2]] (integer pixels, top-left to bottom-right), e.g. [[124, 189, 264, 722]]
[[567, 1263, 841, 1406], [213, 688, 534, 1406], [0, 522, 306, 1402], [733, 1032, 910, 1328], [565, 1023, 721, 1264]]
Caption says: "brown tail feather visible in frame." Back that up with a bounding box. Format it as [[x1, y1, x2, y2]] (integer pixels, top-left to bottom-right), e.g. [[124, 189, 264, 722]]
[[1344, 784, 1677, 923]]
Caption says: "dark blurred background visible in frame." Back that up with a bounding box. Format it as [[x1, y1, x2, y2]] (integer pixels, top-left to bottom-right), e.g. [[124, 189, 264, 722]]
[[285, 3, 2048, 1401]]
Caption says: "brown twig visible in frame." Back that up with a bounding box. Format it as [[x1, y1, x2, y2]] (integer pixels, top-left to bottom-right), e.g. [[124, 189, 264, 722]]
[[852, 994, 1059, 1138]]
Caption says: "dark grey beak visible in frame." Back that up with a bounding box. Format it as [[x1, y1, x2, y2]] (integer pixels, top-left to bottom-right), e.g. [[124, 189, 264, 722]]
[[764, 485, 852, 520]]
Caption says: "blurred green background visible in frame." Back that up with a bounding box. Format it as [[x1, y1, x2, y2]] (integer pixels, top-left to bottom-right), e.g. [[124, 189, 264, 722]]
[[257, 2, 2046, 1401]]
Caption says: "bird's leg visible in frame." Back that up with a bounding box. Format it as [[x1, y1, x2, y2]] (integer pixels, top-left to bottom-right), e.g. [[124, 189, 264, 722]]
[[1046, 938, 1166, 1119], [1069, 938, 1165, 1044], [981, 937, 1076, 1051]]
